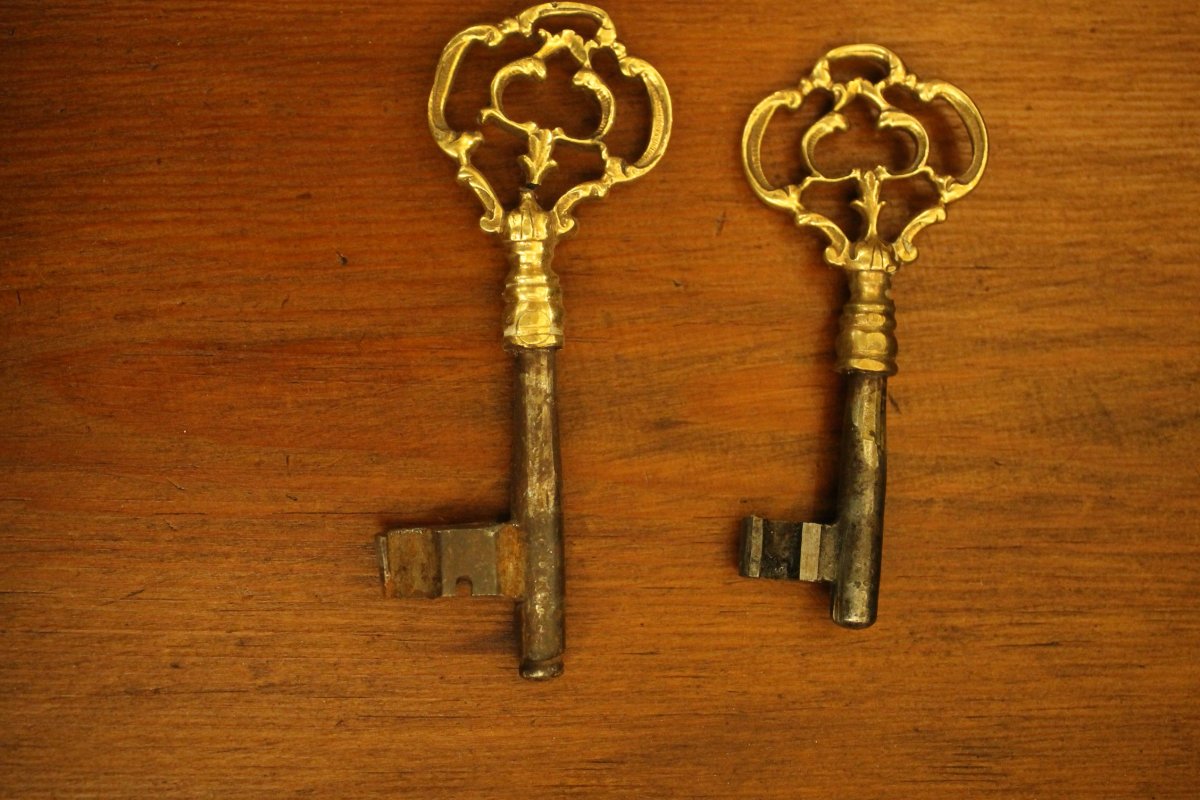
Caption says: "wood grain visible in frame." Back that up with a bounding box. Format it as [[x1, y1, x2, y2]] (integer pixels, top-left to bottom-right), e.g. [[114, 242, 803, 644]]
[[1, 1, 1197, 797]]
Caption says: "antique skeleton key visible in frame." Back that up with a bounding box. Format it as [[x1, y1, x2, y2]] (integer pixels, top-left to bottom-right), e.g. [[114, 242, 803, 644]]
[[375, 3, 670, 679], [738, 45, 987, 627]]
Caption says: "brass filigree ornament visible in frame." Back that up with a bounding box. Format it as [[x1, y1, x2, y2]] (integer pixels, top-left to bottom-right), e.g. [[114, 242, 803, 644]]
[[428, 1, 671, 348], [739, 45, 987, 629], [377, 4, 670, 680], [743, 43, 988, 374]]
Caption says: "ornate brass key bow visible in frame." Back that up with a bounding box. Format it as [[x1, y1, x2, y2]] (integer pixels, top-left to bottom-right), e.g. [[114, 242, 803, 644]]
[[375, 3, 670, 679], [739, 45, 987, 627]]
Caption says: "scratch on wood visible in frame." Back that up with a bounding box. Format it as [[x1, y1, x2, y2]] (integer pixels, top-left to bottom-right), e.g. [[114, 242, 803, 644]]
[[100, 587, 146, 606]]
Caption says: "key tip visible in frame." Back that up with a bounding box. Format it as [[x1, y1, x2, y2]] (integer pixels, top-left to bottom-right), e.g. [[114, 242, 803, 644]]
[[520, 656, 563, 681]]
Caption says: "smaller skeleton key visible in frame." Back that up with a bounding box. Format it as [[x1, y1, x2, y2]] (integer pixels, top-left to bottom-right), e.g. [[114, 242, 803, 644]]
[[375, 3, 670, 679], [739, 44, 988, 627]]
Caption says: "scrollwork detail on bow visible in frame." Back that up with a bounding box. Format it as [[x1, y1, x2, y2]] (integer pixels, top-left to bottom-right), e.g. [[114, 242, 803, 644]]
[[742, 44, 988, 274], [428, 2, 672, 239]]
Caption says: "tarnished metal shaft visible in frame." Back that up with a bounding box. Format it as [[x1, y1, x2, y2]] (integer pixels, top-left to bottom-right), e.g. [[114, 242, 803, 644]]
[[738, 371, 887, 629], [511, 349, 564, 679], [831, 371, 886, 628]]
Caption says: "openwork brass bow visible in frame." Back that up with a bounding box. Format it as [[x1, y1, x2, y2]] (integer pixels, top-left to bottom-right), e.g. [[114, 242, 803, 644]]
[[377, 4, 670, 680], [743, 43, 988, 374], [739, 45, 987, 629], [429, 1, 671, 348]]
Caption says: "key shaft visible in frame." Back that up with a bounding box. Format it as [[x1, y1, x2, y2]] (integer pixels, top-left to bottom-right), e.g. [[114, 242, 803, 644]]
[[830, 371, 886, 627], [378, 209, 567, 679], [511, 348, 564, 677]]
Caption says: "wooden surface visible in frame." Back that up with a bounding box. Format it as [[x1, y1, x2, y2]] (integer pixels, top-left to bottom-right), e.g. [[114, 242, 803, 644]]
[[2, 1, 1198, 797]]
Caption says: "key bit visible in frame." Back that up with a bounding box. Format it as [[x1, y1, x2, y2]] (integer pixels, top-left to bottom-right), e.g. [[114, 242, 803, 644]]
[[739, 44, 988, 627], [376, 3, 671, 679]]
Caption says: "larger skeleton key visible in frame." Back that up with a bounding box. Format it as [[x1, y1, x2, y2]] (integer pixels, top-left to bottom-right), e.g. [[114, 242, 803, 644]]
[[739, 45, 987, 627], [375, 3, 670, 679]]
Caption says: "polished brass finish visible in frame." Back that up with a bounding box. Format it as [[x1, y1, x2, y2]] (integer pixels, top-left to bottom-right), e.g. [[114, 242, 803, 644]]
[[378, 3, 670, 679], [739, 45, 987, 627], [743, 43, 987, 375], [427, 1, 671, 351]]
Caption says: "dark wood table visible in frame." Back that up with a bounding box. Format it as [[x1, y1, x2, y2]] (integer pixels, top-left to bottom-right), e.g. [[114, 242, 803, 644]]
[[2, 2, 1197, 796]]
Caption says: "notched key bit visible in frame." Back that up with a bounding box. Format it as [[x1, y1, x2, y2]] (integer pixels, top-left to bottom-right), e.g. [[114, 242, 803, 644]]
[[378, 523, 524, 599], [376, 3, 671, 679], [739, 44, 988, 628]]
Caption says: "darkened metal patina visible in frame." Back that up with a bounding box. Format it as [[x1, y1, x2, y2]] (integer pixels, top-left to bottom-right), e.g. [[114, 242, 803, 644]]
[[511, 350, 564, 678], [741, 373, 885, 627], [376, 350, 564, 679]]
